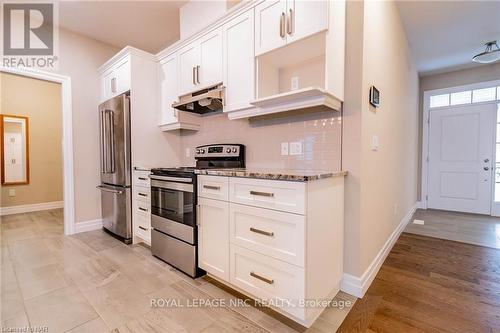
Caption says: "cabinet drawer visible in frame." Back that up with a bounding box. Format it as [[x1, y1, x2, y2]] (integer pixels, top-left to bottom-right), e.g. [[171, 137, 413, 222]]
[[230, 203, 305, 266], [133, 188, 151, 203], [230, 244, 305, 320], [135, 201, 151, 216], [135, 212, 151, 243], [133, 172, 151, 187], [229, 178, 306, 214], [198, 175, 229, 201]]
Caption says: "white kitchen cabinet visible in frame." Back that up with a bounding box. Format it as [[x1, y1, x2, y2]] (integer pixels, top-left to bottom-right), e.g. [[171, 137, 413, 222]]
[[223, 8, 255, 113], [99, 56, 131, 102], [178, 43, 199, 95], [198, 27, 223, 88], [132, 169, 151, 245], [158, 52, 201, 131], [255, 0, 328, 56], [286, 0, 328, 44], [178, 27, 223, 96], [196, 174, 345, 327], [255, 0, 287, 56], [197, 197, 230, 281]]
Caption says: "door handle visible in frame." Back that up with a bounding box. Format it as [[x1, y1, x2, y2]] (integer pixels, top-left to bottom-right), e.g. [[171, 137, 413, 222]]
[[484, 159, 490, 163], [280, 12, 285, 38], [111, 77, 117, 94], [96, 185, 123, 194], [196, 66, 200, 84], [484, 167, 490, 171], [192, 67, 196, 85], [287, 8, 293, 35], [138, 226, 148, 231]]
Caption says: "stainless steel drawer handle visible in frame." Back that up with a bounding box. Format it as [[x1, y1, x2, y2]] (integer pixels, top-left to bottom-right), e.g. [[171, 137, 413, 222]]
[[138, 207, 149, 212], [138, 177, 148, 181], [250, 191, 274, 197], [250, 271, 274, 285], [250, 227, 274, 237], [203, 185, 221, 190], [96, 185, 123, 194], [138, 193, 148, 197], [138, 226, 148, 231]]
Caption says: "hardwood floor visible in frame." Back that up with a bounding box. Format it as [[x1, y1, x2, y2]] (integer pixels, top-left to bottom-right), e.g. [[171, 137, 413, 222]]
[[405, 209, 500, 249], [337, 232, 500, 333], [1, 210, 356, 333]]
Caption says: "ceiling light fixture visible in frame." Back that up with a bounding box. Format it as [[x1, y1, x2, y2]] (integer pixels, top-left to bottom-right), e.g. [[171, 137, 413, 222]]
[[472, 41, 500, 64]]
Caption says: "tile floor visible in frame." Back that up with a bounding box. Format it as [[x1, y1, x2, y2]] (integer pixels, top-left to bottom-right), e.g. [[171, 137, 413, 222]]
[[1, 209, 355, 333], [405, 208, 500, 249]]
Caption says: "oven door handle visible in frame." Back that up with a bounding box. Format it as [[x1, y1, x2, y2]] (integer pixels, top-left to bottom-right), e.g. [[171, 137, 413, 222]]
[[149, 175, 192, 183]]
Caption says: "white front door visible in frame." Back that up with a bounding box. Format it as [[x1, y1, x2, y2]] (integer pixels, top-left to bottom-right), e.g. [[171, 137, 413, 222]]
[[428, 103, 495, 214]]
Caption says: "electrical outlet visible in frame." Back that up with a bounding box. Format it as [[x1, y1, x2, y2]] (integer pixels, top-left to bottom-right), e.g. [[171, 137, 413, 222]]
[[185, 148, 191, 157], [281, 142, 289, 155], [291, 76, 299, 91], [290, 141, 302, 155], [371, 135, 379, 151], [8, 189, 15, 197]]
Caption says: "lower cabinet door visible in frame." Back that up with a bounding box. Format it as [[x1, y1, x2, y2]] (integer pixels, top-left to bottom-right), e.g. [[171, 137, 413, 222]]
[[198, 197, 230, 281]]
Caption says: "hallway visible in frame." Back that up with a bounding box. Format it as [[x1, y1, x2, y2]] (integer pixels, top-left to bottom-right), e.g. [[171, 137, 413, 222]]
[[405, 209, 500, 249]]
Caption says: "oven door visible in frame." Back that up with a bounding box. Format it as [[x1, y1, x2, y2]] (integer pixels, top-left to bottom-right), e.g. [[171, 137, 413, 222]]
[[150, 177, 195, 242]]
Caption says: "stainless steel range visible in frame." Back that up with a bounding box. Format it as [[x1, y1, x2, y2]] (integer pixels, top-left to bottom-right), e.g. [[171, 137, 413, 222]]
[[150, 144, 245, 277]]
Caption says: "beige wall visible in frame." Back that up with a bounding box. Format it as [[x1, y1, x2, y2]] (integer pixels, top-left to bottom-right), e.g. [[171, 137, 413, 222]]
[[179, 111, 342, 171], [51, 29, 119, 223], [417, 63, 500, 199], [0, 73, 63, 207], [343, 0, 419, 276]]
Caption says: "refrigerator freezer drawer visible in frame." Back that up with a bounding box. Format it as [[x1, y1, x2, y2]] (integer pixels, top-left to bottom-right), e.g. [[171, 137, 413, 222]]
[[99, 184, 132, 241]]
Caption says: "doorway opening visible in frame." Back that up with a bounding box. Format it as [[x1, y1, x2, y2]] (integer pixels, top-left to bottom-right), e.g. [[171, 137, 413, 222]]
[[0, 67, 75, 235]]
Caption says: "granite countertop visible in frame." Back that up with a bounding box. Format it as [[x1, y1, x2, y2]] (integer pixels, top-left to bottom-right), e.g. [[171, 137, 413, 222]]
[[194, 168, 347, 182]]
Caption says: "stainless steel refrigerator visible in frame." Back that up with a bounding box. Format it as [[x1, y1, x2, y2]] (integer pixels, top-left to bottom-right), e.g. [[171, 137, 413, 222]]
[[97, 92, 132, 244]]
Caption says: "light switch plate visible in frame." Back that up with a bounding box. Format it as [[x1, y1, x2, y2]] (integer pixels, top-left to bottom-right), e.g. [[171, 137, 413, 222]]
[[281, 142, 289, 155], [8, 189, 15, 197], [290, 141, 302, 155]]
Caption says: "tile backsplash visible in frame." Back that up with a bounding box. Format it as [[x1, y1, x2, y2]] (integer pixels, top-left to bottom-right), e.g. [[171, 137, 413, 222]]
[[180, 110, 342, 171]]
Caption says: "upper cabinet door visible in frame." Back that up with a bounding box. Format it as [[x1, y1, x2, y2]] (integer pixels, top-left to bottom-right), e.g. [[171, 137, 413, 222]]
[[178, 43, 200, 95], [198, 27, 223, 88], [158, 53, 179, 125], [223, 9, 255, 112], [255, 0, 287, 56], [285, 0, 328, 44]]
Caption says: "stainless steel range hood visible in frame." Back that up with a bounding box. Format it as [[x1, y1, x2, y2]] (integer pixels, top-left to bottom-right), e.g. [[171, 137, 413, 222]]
[[172, 84, 224, 114]]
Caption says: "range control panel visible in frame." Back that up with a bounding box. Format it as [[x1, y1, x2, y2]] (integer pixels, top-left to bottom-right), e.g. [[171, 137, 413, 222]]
[[194, 144, 243, 158]]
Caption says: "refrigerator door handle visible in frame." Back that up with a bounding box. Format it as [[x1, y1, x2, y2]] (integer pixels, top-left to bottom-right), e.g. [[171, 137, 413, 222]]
[[107, 110, 115, 173], [99, 110, 105, 173], [97, 185, 124, 194]]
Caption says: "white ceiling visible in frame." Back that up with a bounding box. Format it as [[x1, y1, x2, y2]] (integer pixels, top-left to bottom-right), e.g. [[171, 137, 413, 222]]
[[59, 1, 186, 54], [396, 0, 500, 75]]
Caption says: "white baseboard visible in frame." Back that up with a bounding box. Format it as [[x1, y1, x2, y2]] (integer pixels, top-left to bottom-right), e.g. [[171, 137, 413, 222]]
[[74, 219, 103, 233], [0, 201, 64, 216], [416, 201, 425, 209], [340, 202, 418, 298]]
